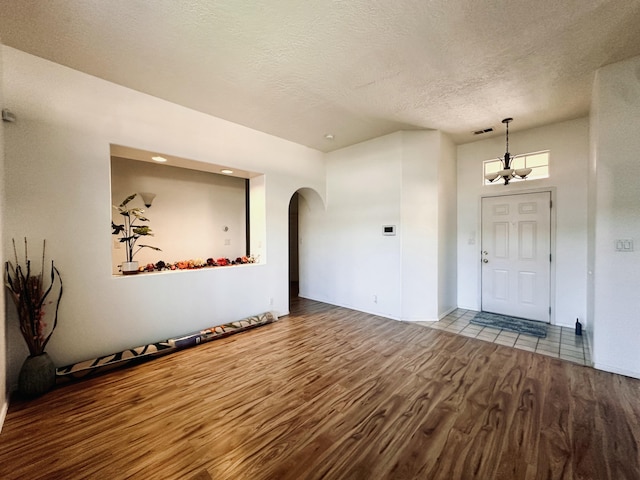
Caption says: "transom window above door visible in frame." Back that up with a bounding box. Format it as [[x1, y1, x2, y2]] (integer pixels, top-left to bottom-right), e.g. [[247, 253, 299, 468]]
[[483, 150, 550, 185]]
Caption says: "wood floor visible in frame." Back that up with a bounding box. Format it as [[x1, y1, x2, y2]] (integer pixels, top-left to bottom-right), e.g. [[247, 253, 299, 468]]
[[1, 298, 639, 479]]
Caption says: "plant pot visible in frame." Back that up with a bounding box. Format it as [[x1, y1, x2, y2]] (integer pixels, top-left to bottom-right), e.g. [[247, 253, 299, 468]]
[[121, 261, 139, 275], [18, 352, 56, 398]]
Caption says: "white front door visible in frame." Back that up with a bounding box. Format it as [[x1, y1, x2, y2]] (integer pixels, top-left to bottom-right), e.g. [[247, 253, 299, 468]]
[[481, 192, 551, 322]]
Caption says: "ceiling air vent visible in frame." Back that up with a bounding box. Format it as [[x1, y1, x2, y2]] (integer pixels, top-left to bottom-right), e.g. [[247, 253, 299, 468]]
[[473, 127, 494, 135]]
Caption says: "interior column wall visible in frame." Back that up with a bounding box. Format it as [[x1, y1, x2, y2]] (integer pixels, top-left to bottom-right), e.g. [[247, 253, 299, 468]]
[[437, 132, 458, 318], [400, 131, 439, 320], [301, 130, 454, 321]]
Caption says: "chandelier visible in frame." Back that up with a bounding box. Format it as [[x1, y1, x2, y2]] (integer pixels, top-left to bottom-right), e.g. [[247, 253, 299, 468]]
[[484, 118, 531, 185]]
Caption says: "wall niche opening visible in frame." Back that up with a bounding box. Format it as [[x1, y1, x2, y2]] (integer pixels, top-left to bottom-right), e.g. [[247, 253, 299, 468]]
[[110, 144, 264, 275]]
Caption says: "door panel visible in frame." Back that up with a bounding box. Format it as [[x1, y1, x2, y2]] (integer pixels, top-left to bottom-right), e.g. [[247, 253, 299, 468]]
[[493, 270, 509, 299], [481, 192, 551, 322], [494, 223, 509, 257], [518, 271, 536, 304], [519, 222, 536, 259]]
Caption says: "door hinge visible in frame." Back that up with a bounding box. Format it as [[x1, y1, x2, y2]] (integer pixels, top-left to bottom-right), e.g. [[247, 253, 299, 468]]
[[550, 200, 553, 208], [549, 306, 552, 315], [549, 253, 552, 262]]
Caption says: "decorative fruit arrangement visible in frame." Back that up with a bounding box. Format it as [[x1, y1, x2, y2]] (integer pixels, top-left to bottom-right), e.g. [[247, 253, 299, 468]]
[[137, 255, 257, 273]]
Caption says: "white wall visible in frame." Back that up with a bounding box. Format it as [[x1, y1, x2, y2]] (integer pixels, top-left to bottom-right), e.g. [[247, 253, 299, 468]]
[[1, 46, 325, 389], [457, 118, 590, 327], [304, 132, 403, 316], [301, 130, 456, 321], [590, 55, 640, 379], [110, 157, 247, 273]]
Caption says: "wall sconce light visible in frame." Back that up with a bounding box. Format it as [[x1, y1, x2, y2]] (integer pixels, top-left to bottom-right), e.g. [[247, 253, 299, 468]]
[[139, 192, 156, 208]]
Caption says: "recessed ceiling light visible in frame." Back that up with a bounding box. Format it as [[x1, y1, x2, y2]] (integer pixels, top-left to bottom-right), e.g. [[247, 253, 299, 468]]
[[324, 134, 335, 140], [151, 156, 167, 162], [221, 169, 234, 175]]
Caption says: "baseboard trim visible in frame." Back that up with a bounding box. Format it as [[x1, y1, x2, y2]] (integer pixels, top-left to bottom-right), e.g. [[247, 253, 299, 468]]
[[457, 304, 479, 311], [439, 306, 457, 320], [296, 295, 454, 322], [297, 295, 402, 321], [593, 362, 640, 380]]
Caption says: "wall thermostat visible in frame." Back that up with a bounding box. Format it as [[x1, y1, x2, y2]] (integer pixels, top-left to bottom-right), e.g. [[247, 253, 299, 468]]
[[382, 225, 396, 236]]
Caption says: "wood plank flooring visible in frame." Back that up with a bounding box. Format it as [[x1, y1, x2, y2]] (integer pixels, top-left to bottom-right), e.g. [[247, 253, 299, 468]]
[[1, 298, 639, 479]]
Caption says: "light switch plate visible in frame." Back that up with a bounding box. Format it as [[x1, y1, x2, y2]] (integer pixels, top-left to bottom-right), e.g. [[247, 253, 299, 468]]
[[615, 239, 634, 252]]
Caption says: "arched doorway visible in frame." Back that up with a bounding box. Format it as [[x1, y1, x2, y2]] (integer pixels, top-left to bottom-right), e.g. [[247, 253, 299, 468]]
[[288, 188, 326, 308]]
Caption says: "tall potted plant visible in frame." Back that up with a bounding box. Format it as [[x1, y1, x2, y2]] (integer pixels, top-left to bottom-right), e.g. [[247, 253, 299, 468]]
[[111, 193, 161, 274], [5, 238, 63, 397]]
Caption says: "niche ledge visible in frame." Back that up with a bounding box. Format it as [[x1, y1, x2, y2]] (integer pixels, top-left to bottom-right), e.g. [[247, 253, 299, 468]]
[[112, 256, 261, 277]]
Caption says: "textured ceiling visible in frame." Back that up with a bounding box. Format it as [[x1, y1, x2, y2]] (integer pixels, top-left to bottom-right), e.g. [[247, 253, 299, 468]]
[[1, 0, 640, 152]]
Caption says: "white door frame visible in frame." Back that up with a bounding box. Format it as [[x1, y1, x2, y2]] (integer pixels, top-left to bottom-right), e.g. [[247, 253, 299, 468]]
[[477, 187, 557, 325]]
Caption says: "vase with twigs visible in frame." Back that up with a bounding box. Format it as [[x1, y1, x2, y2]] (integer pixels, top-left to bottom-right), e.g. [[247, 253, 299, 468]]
[[111, 193, 161, 274], [5, 238, 63, 397]]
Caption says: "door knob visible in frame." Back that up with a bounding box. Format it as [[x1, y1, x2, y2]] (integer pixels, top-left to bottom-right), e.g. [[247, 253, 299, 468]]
[[482, 258, 488, 263]]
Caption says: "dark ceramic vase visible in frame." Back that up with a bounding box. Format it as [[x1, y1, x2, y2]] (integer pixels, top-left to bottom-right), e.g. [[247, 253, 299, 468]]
[[18, 352, 56, 398]]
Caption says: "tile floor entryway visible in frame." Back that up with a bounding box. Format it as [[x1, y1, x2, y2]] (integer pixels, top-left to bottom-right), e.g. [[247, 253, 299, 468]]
[[417, 309, 592, 366]]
